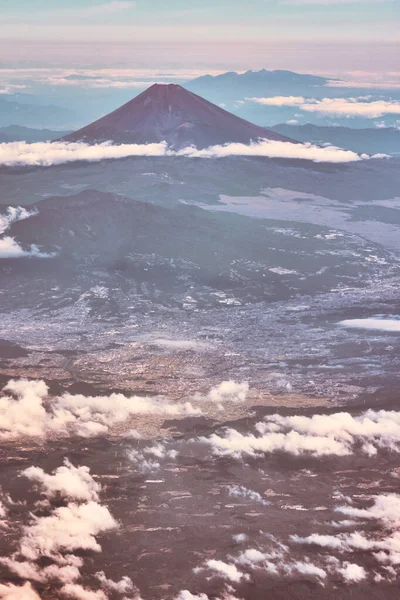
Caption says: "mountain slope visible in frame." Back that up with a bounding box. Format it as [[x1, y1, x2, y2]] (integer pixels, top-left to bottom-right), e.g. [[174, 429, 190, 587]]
[[63, 83, 294, 148]]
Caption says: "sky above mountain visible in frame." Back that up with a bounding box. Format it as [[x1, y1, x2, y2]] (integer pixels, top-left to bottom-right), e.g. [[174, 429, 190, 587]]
[[0, 0, 398, 71]]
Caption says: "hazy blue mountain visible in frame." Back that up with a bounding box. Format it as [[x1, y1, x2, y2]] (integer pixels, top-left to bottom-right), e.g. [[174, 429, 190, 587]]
[[271, 123, 400, 155], [185, 69, 331, 105], [0, 125, 71, 142], [0, 96, 77, 129], [184, 70, 400, 129]]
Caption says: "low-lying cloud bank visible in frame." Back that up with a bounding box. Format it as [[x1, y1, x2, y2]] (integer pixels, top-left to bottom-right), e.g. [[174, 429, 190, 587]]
[[0, 379, 201, 441], [0, 206, 54, 259], [0, 139, 384, 166], [203, 408, 400, 458], [339, 317, 400, 332], [248, 95, 400, 118]]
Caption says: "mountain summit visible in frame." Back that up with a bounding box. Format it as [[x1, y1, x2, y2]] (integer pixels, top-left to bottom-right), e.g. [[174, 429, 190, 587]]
[[63, 83, 294, 149]]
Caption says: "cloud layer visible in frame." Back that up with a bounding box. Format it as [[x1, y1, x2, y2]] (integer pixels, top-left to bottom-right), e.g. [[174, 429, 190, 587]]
[[0, 139, 383, 166], [203, 408, 400, 458], [248, 96, 400, 118], [0, 379, 201, 441]]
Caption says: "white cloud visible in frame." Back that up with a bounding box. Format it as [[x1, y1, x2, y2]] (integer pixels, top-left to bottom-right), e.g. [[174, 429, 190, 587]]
[[95, 571, 134, 594], [339, 318, 400, 332], [338, 562, 367, 582], [0, 582, 42, 599], [248, 96, 306, 106], [176, 592, 209, 600], [22, 459, 101, 503], [203, 408, 400, 458], [290, 561, 327, 579], [0, 139, 383, 167], [228, 485, 269, 505], [176, 140, 374, 163], [0, 141, 169, 167], [20, 501, 118, 561], [248, 96, 400, 118], [0, 461, 126, 597], [0, 236, 54, 259], [0, 206, 36, 235], [336, 494, 400, 526], [206, 559, 247, 583], [206, 381, 249, 404], [128, 443, 177, 473], [0, 206, 53, 259], [0, 378, 201, 441], [60, 584, 107, 600]]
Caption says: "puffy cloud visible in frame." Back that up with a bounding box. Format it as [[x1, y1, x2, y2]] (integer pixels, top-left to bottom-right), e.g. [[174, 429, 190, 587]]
[[290, 561, 327, 579], [0, 462, 144, 599], [291, 533, 346, 550], [0, 139, 382, 167], [336, 494, 400, 526], [338, 562, 367, 582], [0, 237, 54, 259], [204, 427, 350, 458], [60, 584, 107, 600], [339, 318, 400, 332], [21, 459, 101, 503], [203, 408, 400, 458], [248, 96, 400, 118], [232, 533, 248, 543], [207, 381, 249, 404], [176, 592, 209, 600], [0, 206, 35, 235], [0, 206, 53, 259], [20, 501, 118, 561], [95, 572, 134, 594], [0, 582, 41, 599], [128, 443, 177, 473], [205, 559, 247, 583], [228, 485, 269, 505], [0, 378, 201, 441]]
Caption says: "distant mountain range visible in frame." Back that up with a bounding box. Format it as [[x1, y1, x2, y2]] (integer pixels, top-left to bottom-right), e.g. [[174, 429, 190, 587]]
[[63, 83, 293, 148], [0, 125, 71, 143], [0, 96, 77, 130], [271, 123, 400, 155], [185, 69, 331, 105], [185, 70, 400, 129]]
